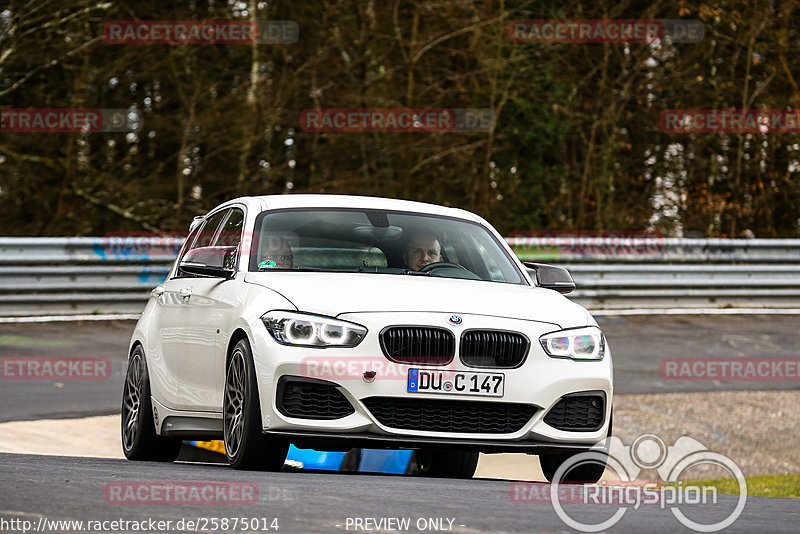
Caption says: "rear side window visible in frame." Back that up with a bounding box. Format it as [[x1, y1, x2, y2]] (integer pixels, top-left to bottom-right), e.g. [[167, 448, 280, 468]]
[[191, 209, 229, 249], [214, 208, 244, 248]]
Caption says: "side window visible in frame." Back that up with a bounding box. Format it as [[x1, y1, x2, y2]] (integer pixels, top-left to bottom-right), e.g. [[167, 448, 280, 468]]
[[174, 209, 229, 278], [213, 209, 244, 248], [192, 209, 230, 250]]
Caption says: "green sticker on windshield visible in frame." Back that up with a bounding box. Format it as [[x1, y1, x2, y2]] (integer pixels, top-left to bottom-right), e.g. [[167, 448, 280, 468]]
[[259, 260, 277, 269]]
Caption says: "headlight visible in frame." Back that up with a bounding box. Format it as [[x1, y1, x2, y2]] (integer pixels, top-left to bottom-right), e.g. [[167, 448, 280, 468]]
[[539, 326, 605, 360], [261, 311, 367, 347]]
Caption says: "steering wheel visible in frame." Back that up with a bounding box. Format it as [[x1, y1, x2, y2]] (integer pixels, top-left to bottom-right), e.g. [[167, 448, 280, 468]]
[[419, 262, 469, 273]]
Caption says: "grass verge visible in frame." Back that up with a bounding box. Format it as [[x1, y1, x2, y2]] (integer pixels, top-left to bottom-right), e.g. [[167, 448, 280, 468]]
[[662, 474, 800, 498]]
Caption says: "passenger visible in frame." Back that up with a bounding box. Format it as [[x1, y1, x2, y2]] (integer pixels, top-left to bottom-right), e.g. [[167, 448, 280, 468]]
[[259, 237, 293, 269]]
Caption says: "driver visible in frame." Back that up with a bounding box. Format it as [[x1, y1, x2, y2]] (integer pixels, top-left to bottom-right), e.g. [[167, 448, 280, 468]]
[[402, 233, 442, 271]]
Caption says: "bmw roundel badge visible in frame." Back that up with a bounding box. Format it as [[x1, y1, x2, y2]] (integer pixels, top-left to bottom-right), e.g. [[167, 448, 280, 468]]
[[448, 315, 463, 325]]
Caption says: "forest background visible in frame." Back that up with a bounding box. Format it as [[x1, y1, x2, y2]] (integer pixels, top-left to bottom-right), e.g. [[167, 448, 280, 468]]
[[1, 0, 799, 238]]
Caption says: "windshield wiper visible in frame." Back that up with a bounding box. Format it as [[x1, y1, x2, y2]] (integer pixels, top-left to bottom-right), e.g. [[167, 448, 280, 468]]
[[270, 266, 431, 275], [257, 266, 349, 273], [353, 266, 431, 275]]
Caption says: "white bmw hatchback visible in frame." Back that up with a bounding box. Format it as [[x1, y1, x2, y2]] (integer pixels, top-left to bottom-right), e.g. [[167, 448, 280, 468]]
[[122, 195, 613, 480]]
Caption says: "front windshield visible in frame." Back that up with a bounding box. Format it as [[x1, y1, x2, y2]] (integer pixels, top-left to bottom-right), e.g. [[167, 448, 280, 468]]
[[248, 209, 526, 285]]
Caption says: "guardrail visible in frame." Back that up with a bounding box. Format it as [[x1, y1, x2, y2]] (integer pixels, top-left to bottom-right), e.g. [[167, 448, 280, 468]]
[[507, 236, 800, 262], [0, 236, 799, 315]]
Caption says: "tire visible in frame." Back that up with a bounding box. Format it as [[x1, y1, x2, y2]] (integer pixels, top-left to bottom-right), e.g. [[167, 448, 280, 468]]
[[224, 338, 289, 470], [539, 451, 607, 483], [540, 410, 613, 484], [415, 448, 479, 479], [121, 345, 181, 461]]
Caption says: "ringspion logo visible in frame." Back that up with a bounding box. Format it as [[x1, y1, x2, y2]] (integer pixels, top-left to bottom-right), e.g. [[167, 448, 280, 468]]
[[515, 434, 747, 532]]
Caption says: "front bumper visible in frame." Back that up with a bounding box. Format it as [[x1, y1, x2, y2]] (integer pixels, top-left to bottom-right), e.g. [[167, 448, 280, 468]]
[[249, 312, 613, 451]]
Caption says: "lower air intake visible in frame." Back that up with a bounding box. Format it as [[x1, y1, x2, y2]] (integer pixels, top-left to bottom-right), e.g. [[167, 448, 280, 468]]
[[363, 397, 536, 434], [543, 392, 605, 431], [277, 377, 355, 420]]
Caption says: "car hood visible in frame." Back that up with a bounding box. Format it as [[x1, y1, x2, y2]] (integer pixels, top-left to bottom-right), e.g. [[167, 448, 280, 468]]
[[243, 272, 589, 328]]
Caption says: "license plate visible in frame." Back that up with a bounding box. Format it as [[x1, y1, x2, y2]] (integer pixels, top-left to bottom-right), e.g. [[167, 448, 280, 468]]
[[407, 369, 504, 397]]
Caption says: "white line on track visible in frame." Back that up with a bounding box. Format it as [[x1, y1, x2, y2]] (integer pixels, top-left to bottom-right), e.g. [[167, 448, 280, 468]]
[[592, 308, 800, 315], [0, 314, 142, 323]]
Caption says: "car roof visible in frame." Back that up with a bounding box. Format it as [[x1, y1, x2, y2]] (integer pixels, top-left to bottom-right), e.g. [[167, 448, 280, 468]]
[[211, 194, 482, 222]]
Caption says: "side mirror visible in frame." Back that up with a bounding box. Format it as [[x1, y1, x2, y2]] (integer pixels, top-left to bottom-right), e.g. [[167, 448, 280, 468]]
[[523, 262, 575, 294], [180, 246, 237, 279]]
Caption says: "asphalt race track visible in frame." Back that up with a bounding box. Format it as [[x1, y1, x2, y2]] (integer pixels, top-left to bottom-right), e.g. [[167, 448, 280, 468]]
[[1, 315, 799, 533], [1, 453, 799, 534], [1, 315, 799, 422], [0, 321, 133, 422]]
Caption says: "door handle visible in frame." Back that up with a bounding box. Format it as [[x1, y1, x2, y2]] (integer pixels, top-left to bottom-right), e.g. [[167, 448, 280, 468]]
[[179, 286, 193, 300]]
